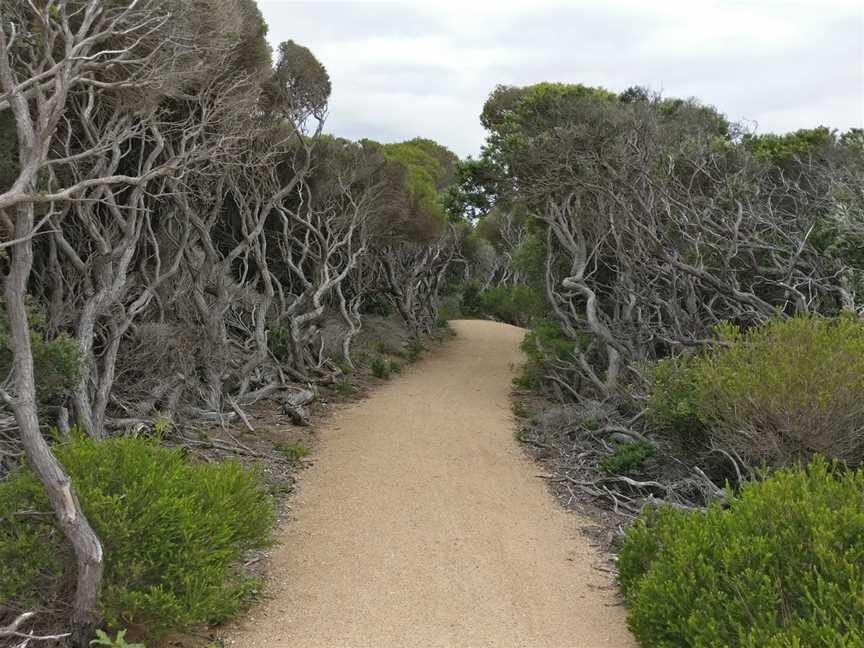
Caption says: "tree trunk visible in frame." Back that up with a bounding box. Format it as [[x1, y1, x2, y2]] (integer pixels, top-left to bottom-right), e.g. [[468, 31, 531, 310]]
[[4, 204, 104, 647]]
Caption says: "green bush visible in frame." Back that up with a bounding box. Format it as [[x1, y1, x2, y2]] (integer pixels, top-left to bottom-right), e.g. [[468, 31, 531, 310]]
[[0, 436, 273, 639], [371, 357, 391, 379], [477, 284, 545, 327], [436, 294, 462, 326], [520, 319, 575, 362], [267, 323, 292, 363], [91, 629, 145, 648], [404, 338, 425, 362], [646, 355, 704, 436], [647, 316, 864, 466], [0, 300, 83, 404], [513, 320, 580, 392], [275, 441, 310, 463], [459, 282, 484, 317], [512, 361, 543, 391], [375, 341, 400, 356], [617, 457, 864, 647], [601, 441, 656, 475]]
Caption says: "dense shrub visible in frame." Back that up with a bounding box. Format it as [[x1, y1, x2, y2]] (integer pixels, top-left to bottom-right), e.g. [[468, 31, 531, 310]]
[[513, 320, 582, 392], [0, 300, 83, 404], [647, 316, 864, 466], [457, 282, 546, 328], [406, 338, 426, 362], [459, 281, 484, 317], [477, 285, 545, 327], [520, 319, 577, 362], [267, 323, 293, 363], [275, 441, 310, 463], [371, 357, 391, 379], [0, 436, 273, 639], [436, 293, 462, 325], [601, 441, 656, 475], [617, 457, 864, 647], [645, 355, 704, 436]]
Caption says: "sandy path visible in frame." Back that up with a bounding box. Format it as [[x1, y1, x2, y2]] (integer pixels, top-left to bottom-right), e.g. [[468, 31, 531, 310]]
[[225, 320, 635, 648]]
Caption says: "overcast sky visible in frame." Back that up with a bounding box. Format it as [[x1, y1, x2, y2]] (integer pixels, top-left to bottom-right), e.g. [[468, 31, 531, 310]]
[[259, 1, 864, 158]]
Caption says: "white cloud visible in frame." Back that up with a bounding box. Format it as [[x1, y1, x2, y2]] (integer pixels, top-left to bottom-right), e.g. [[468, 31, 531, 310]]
[[259, 0, 864, 157]]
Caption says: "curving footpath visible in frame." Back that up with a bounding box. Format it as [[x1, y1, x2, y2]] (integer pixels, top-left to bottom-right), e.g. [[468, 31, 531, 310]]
[[225, 320, 636, 648]]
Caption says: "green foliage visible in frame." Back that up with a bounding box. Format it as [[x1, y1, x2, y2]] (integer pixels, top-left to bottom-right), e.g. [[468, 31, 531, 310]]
[[578, 416, 601, 431], [457, 280, 546, 328], [267, 323, 292, 363], [0, 300, 84, 404], [743, 127, 836, 163], [646, 356, 704, 436], [91, 629, 145, 648], [648, 315, 864, 465], [438, 293, 462, 327], [261, 40, 331, 121], [617, 457, 864, 647], [370, 357, 391, 380], [481, 82, 617, 141], [383, 138, 458, 239], [405, 338, 426, 363], [600, 442, 656, 475], [511, 229, 547, 287], [374, 341, 400, 356], [511, 320, 579, 393], [333, 380, 359, 396], [442, 156, 501, 221], [477, 285, 546, 327], [334, 357, 353, 375], [275, 441, 310, 463], [512, 401, 529, 419], [0, 110, 19, 192], [0, 472, 63, 608], [436, 293, 462, 326], [0, 437, 273, 640], [512, 361, 543, 391], [458, 282, 483, 317], [520, 320, 576, 362]]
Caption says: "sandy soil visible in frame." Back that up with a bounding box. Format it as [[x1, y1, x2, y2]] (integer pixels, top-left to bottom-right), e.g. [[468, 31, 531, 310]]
[[224, 320, 636, 648]]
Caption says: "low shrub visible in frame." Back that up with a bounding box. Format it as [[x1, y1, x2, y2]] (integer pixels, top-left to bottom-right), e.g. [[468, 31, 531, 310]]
[[334, 357, 353, 375], [601, 441, 655, 475], [617, 457, 864, 647], [0, 436, 273, 640], [478, 284, 546, 327], [275, 441, 310, 463], [645, 355, 704, 436], [91, 629, 145, 648], [647, 315, 864, 466], [436, 294, 462, 326], [370, 357, 391, 379], [459, 281, 484, 316], [512, 361, 543, 391], [405, 338, 426, 362], [375, 341, 400, 356], [512, 401, 529, 418], [267, 323, 292, 363], [578, 415, 601, 431], [520, 319, 575, 362], [513, 320, 581, 393], [333, 380, 359, 396], [0, 300, 84, 405]]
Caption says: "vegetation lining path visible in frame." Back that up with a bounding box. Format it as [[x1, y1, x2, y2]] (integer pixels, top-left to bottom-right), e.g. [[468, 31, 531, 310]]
[[226, 320, 635, 648]]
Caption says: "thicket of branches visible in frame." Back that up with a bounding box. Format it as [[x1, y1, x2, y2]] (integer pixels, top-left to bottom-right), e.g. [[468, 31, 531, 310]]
[[0, 2, 460, 643], [450, 81, 864, 513]]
